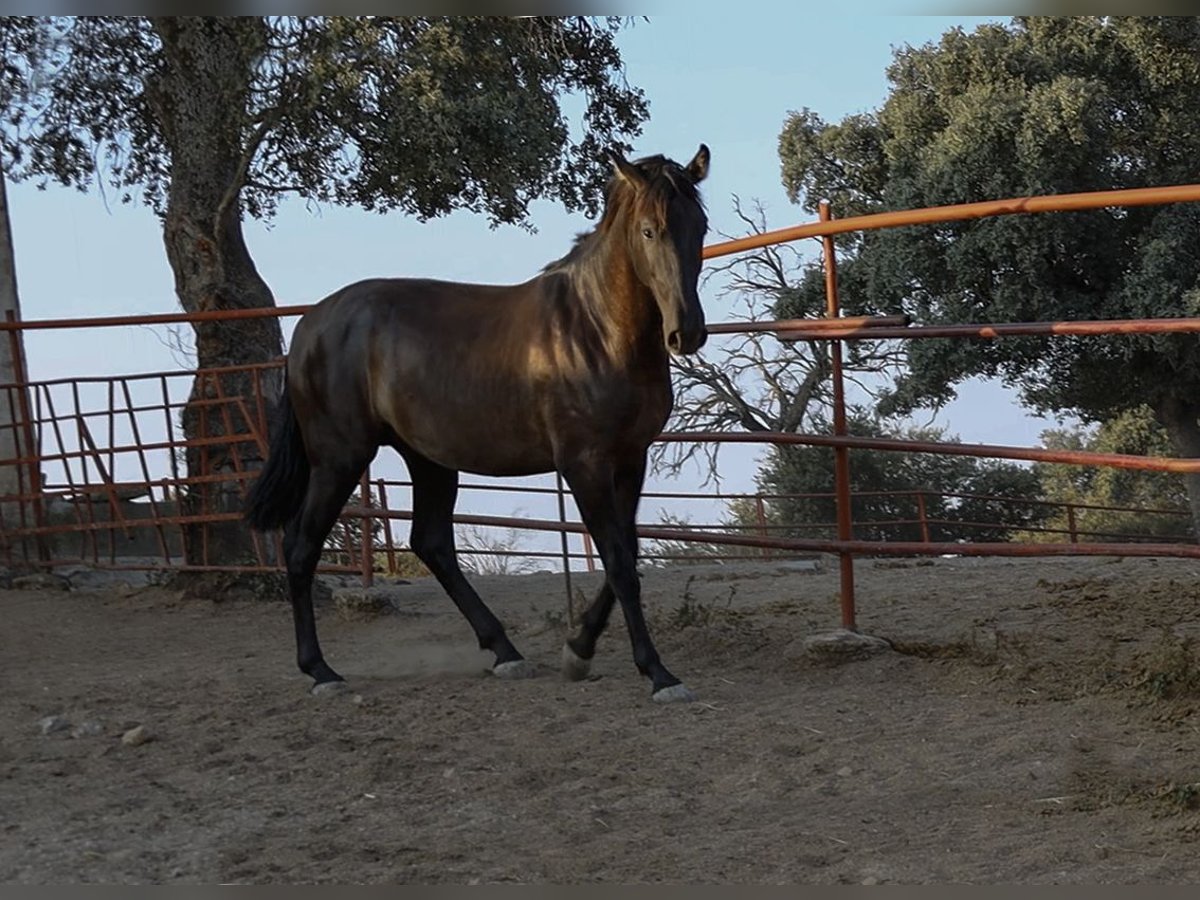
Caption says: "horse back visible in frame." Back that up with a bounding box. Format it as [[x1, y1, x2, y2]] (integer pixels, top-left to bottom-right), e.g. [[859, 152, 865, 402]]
[[286, 276, 672, 475]]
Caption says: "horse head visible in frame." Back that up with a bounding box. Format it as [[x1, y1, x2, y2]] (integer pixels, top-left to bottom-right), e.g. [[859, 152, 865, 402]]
[[607, 144, 710, 356]]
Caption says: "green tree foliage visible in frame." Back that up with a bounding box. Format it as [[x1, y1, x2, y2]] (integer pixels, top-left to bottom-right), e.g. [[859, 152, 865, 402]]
[[774, 16, 1200, 534], [0, 16, 648, 561], [1029, 406, 1193, 542], [1, 17, 647, 223], [755, 411, 1049, 543]]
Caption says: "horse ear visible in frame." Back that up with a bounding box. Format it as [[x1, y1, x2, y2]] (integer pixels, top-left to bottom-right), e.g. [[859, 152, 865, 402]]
[[686, 144, 710, 183], [607, 147, 646, 189]]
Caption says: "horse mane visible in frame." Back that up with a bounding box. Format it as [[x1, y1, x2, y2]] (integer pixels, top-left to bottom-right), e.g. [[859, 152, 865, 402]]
[[542, 154, 706, 275]]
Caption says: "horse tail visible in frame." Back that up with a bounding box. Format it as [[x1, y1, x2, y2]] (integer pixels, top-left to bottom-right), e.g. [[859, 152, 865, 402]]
[[243, 374, 309, 532]]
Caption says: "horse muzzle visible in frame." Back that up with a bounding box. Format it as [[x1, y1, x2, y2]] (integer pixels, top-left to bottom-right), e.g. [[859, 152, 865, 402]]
[[666, 323, 708, 356]]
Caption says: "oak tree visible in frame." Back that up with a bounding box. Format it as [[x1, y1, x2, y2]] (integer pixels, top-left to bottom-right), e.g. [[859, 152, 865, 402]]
[[777, 16, 1200, 534], [0, 16, 648, 561]]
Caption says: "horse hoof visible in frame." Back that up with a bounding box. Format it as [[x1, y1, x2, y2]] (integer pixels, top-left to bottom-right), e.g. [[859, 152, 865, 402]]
[[311, 680, 349, 697], [652, 683, 697, 704], [493, 659, 536, 680], [561, 645, 592, 682]]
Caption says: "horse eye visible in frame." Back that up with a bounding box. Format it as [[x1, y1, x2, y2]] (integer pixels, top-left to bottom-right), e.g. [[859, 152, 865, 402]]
[[642, 227, 655, 240]]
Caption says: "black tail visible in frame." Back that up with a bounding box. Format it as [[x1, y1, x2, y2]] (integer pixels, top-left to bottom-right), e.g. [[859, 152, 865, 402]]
[[243, 379, 310, 532]]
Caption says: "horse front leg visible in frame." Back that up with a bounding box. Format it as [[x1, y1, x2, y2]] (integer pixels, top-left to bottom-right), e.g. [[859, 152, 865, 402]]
[[562, 456, 642, 682], [561, 455, 694, 702]]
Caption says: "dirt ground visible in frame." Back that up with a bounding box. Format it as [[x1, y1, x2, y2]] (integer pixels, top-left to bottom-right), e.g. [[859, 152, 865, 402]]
[[2, 553, 1199, 884]]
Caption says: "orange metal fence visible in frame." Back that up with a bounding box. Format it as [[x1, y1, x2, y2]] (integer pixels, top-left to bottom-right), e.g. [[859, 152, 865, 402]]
[[5, 182, 1200, 634]]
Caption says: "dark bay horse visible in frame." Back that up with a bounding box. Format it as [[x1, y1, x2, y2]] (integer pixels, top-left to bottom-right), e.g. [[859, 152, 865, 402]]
[[244, 144, 710, 702]]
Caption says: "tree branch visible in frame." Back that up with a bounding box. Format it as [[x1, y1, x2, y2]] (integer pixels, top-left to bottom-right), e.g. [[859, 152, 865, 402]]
[[214, 110, 279, 237]]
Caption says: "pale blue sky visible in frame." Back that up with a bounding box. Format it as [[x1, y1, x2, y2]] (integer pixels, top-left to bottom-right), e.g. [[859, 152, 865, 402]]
[[5, 14, 1070, 552]]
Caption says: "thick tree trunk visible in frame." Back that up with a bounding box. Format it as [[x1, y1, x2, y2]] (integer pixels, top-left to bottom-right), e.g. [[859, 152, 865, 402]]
[[0, 166, 43, 564], [151, 19, 283, 565], [1155, 396, 1200, 541]]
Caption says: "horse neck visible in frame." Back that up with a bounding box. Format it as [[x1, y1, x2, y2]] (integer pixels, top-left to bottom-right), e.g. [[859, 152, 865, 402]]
[[565, 217, 664, 366]]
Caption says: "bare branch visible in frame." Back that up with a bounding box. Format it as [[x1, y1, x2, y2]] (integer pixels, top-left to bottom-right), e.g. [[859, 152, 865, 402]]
[[657, 195, 905, 484]]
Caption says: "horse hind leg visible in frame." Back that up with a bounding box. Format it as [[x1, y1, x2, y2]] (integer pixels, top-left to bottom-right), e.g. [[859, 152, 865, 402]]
[[403, 451, 533, 679], [562, 585, 614, 682], [284, 460, 370, 692]]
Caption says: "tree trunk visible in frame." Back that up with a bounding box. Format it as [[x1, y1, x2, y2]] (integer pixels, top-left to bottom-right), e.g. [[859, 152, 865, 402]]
[[1155, 395, 1200, 541], [0, 164, 44, 565], [151, 18, 283, 565]]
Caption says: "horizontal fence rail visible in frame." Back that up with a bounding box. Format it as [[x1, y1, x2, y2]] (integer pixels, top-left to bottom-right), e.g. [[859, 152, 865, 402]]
[[657, 430, 1200, 473], [700, 182, 1200, 260]]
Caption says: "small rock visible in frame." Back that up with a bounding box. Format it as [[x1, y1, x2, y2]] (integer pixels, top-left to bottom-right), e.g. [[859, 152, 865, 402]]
[[57, 565, 148, 594], [164, 569, 314, 604], [861, 877, 880, 885], [12, 572, 71, 591], [121, 725, 154, 746], [776, 559, 821, 573], [873, 558, 934, 570], [333, 590, 395, 621], [72, 721, 104, 739], [837, 766, 854, 777], [39, 715, 71, 735], [801, 629, 892, 663]]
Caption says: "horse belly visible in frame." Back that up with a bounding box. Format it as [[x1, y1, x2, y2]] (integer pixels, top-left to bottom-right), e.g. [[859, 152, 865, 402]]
[[412, 437, 556, 478], [441, 427, 557, 478], [384, 394, 556, 477]]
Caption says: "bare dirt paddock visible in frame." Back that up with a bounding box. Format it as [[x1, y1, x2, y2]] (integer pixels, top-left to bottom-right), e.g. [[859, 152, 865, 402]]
[[2, 554, 1199, 884]]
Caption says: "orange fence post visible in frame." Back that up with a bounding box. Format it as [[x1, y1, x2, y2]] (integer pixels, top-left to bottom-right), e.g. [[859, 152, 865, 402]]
[[359, 470, 374, 588], [754, 494, 770, 559], [819, 201, 857, 632], [917, 492, 931, 544], [376, 477, 397, 575], [582, 531, 596, 573], [555, 472, 576, 625]]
